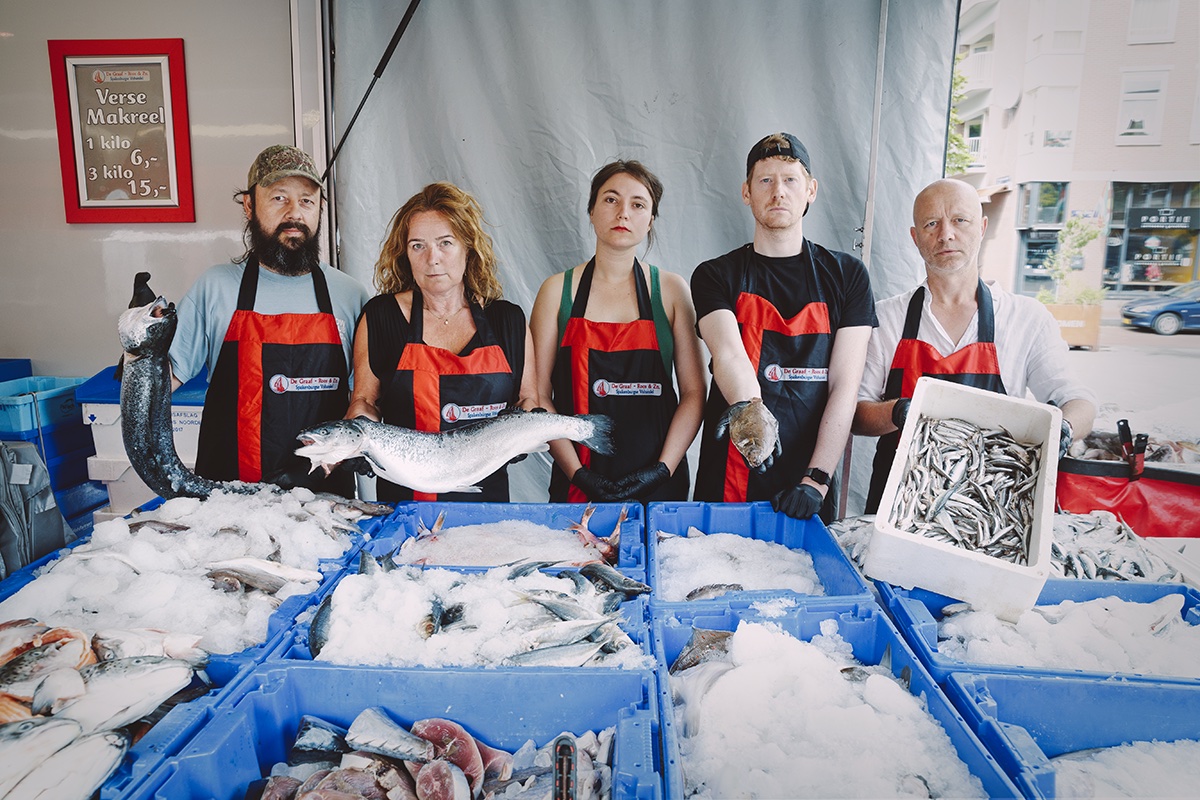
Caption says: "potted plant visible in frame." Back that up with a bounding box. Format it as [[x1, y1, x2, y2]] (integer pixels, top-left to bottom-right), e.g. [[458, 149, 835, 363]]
[[1037, 216, 1105, 350]]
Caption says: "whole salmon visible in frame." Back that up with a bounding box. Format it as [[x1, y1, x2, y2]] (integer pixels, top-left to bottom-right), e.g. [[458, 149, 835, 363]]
[[118, 298, 263, 499], [294, 411, 614, 495]]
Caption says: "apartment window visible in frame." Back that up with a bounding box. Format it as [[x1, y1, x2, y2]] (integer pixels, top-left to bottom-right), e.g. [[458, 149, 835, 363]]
[[1116, 69, 1168, 144], [1128, 0, 1178, 44], [1017, 182, 1068, 227]]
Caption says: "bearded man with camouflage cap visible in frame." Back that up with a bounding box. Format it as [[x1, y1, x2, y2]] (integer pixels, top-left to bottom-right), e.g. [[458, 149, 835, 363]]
[[169, 144, 370, 497]]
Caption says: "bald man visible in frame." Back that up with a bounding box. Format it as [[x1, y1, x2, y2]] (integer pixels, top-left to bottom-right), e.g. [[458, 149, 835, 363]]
[[854, 178, 1096, 513]]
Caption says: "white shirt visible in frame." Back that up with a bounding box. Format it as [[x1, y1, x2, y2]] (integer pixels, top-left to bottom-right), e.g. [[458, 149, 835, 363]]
[[857, 279, 1096, 408]]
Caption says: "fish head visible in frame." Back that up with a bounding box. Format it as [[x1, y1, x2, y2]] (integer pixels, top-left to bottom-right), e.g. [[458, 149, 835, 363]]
[[118, 296, 177, 357], [295, 419, 366, 475]]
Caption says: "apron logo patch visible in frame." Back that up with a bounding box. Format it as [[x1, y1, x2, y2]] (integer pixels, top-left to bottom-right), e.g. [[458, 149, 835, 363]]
[[269, 375, 341, 394], [592, 379, 662, 398], [441, 402, 507, 423], [763, 364, 828, 383]]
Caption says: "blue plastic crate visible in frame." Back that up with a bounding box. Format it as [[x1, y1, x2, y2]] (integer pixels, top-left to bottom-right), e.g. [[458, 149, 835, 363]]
[[1, 419, 96, 463], [0, 358, 32, 383], [943, 672, 1200, 799], [276, 567, 651, 665], [654, 601, 1019, 799], [646, 501, 872, 611], [55, 479, 109, 519], [123, 662, 663, 800], [880, 579, 1200, 685], [0, 375, 87, 435], [45, 446, 92, 491], [366, 501, 646, 576]]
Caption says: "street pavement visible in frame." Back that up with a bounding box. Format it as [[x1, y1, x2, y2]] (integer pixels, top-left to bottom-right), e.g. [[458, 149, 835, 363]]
[[1066, 299, 1200, 442]]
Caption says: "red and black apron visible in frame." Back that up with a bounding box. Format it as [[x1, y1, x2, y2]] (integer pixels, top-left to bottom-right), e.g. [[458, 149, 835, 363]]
[[864, 280, 1006, 513], [548, 259, 687, 503], [195, 259, 353, 496], [694, 249, 834, 504], [378, 291, 517, 503]]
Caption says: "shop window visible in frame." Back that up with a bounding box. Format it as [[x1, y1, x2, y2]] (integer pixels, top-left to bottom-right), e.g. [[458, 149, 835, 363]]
[[1137, 183, 1171, 207], [1111, 184, 1131, 224], [1116, 69, 1168, 145], [1128, 0, 1178, 44], [1017, 182, 1068, 227]]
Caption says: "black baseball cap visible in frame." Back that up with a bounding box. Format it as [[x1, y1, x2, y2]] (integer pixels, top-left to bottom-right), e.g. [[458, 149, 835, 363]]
[[746, 133, 813, 178]]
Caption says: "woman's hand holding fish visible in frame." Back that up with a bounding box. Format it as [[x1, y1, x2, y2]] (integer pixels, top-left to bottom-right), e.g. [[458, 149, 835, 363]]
[[771, 482, 824, 519], [612, 461, 671, 500], [570, 467, 622, 502]]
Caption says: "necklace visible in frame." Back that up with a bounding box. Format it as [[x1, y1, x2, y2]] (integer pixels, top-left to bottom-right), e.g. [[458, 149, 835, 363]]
[[426, 305, 465, 325]]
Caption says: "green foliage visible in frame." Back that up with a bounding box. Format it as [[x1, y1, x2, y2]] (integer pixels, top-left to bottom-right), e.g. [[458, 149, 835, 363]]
[[945, 53, 972, 176], [1039, 217, 1105, 305]]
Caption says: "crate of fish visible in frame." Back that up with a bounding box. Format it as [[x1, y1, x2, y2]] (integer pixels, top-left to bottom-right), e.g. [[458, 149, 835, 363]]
[[647, 501, 872, 612], [942, 671, 1200, 799], [653, 601, 1020, 799], [0, 488, 386, 798], [278, 557, 654, 670], [879, 578, 1200, 686], [364, 501, 645, 577], [123, 661, 663, 800], [864, 378, 1061, 622]]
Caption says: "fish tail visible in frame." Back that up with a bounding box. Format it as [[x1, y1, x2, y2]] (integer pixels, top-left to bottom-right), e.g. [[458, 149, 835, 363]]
[[578, 414, 615, 455]]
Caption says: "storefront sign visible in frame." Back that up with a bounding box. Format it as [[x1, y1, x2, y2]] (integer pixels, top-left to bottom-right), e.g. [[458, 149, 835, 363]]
[[1129, 207, 1197, 231], [48, 39, 194, 223]]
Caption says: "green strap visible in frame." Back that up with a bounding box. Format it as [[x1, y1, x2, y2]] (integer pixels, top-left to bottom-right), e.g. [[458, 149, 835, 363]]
[[649, 264, 673, 377], [557, 267, 574, 342]]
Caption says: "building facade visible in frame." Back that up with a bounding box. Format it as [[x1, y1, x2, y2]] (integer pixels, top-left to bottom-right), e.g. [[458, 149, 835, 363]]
[[953, 0, 1198, 295]]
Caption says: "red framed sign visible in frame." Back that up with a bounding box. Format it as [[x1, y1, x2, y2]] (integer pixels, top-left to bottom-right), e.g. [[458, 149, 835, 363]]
[[48, 38, 195, 223]]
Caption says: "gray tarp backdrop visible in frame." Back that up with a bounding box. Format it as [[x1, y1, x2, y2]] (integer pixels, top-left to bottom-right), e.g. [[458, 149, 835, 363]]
[[330, 0, 958, 507]]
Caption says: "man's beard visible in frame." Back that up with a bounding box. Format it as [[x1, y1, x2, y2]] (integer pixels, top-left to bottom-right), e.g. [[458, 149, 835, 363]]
[[248, 215, 322, 276]]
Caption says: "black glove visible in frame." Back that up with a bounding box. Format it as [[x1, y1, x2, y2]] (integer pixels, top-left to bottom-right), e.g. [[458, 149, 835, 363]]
[[571, 466, 622, 501], [771, 483, 824, 519], [891, 398, 911, 432], [338, 456, 376, 478], [1059, 418, 1074, 460], [612, 462, 671, 500]]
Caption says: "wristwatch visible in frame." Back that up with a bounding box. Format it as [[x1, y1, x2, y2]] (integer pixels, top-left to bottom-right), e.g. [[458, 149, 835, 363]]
[[803, 467, 831, 487]]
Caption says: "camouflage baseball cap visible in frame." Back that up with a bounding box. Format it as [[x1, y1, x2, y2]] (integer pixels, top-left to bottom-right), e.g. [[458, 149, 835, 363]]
[[247, 144, 322, 190]]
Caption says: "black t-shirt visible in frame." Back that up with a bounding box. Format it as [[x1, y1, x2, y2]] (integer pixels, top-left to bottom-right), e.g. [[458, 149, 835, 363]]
[[691, 240, 877, 332], [360, 293, 528, 393]]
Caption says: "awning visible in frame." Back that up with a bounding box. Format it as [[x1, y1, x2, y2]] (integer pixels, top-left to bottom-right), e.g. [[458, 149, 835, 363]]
[[977, 183, 1012, 203]]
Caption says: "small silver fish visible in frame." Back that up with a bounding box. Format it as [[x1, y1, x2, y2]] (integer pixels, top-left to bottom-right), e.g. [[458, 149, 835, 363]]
[[205, 557, 322, 594]]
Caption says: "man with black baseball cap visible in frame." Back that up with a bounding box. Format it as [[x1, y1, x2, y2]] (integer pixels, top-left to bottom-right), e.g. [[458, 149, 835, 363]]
[[169, 144, 370, 496], [690, 133, 877, 521]]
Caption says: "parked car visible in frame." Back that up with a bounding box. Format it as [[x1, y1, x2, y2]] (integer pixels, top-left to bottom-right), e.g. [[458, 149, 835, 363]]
[[1121, 281, 1200, 335]]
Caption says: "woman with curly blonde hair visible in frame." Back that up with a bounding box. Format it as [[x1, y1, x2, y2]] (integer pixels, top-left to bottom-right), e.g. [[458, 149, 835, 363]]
[[347, 182, 538, 502]]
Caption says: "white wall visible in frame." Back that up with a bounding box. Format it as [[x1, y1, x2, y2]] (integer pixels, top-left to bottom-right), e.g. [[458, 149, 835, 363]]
[[0, 0, 298, 376]]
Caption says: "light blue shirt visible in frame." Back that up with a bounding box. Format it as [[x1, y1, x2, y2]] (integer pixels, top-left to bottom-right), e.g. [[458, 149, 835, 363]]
[[168, 262, 371, 386]]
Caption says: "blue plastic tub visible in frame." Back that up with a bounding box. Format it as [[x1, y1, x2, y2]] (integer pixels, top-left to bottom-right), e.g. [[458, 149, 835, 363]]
[[55, 479, 109, 519], [646, 501, 872, 611], [122, 662, 663, 800], [880, 579, 1200, 685], [0, 419, 95, 462], [943, 672, 1200, 799], [277, 567, 651, 665], [366, 501, 646, 577], [0, 358, 32, 383], [653, 601, 1019, 799], [0, 375, 87, 435], [74, 364, 210, 406]]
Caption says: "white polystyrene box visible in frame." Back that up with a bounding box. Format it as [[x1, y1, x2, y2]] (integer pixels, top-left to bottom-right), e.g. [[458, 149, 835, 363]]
[[87, 454, 195, 514], [863, 377, 1061, 622], [83, 402, 203, 462]]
